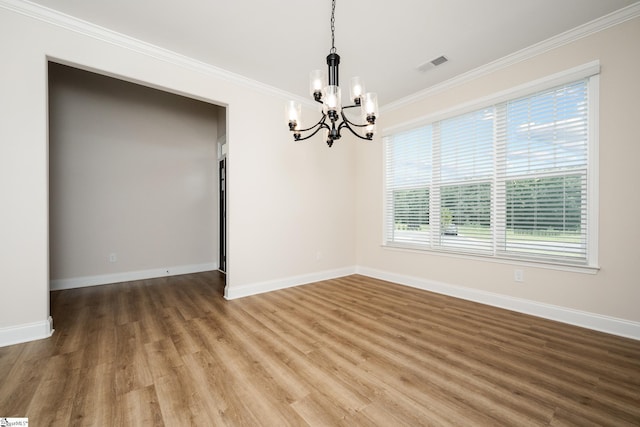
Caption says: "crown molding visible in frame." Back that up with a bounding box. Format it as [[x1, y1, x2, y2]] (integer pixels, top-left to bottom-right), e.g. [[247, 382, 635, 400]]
[[0, 0, 315, 106], [382, 2, 640, 113], [3, 0, 637, 112]]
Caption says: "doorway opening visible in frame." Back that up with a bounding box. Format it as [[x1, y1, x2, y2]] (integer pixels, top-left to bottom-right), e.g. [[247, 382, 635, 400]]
[[48, 61, 227, 300]]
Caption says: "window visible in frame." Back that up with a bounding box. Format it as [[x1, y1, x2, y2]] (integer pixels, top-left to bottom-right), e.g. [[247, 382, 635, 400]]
[[384, 67, 598, 267]]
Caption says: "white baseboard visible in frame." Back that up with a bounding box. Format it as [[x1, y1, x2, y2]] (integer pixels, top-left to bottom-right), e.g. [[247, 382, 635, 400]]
[[50, 262, 217, 291], [224, 266, 356, 300], [0, 316, 54, 347], [47, 262, 640, 341], [356, 266, 640, 341]]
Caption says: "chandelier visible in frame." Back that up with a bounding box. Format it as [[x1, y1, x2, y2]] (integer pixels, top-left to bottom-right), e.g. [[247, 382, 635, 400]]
[[285, 0, 378, 147]]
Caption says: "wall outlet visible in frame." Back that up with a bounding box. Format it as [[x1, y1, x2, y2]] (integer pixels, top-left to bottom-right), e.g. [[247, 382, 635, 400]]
[[316, 251, 323, 261], [514, 269, 524, 282], [109, 253, 117, 263]]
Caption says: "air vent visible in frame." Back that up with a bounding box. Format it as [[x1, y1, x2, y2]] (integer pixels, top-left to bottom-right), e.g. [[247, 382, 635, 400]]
[[417, 55, 449, 72]]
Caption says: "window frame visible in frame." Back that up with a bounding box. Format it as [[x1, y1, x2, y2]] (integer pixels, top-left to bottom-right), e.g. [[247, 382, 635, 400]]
[[382, 62, 600, 272]]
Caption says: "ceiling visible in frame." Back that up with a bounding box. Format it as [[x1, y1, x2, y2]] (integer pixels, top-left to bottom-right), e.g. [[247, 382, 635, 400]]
[[28, 0, 639, 106]]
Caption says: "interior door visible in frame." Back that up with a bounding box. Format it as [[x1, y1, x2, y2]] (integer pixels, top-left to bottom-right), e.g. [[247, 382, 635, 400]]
[[219, 157, 226, 273]]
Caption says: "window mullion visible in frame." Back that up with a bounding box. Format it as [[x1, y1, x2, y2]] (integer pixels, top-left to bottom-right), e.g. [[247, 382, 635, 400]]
[[495, 103, 507, 254], [431, 122, 442, 247]]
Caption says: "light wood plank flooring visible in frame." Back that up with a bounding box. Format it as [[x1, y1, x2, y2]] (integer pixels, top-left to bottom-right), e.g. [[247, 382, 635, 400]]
[[1, 272, 639, 426]]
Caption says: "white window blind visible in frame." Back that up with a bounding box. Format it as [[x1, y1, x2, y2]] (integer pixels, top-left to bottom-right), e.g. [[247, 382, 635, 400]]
[[496, 81, 589, 262], [385, 127, 432, 246], [384, 75, 595, 266], [436, 108, 495, 253]]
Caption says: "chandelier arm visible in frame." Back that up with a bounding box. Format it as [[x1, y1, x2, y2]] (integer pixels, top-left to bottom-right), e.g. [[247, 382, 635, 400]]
[[340, 110, 373, 128], [341, 117, 372, 128], [294, 122, 330, 142], [295, 115, 328, 133], [338, 118, 373, 141]]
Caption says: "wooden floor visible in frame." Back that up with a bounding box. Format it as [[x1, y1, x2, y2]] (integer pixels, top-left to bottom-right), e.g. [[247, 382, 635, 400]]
[[0, 272, 639, 426]]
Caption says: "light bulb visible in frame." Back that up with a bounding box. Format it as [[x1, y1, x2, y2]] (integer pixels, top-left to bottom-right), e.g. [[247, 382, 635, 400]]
[[285, 100, 302, 129], [363, 93, 378, 117], [350, 77, 365, 103], [322, 86, 342, 115], [309, 70, 327, 99]]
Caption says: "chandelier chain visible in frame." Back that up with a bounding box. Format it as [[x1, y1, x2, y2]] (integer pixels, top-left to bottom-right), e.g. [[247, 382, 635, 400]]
[[330, 0, 337, 53]]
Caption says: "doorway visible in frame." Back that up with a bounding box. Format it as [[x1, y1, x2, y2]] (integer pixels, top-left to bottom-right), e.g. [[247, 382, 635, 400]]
[[48, 61, 226, 291]]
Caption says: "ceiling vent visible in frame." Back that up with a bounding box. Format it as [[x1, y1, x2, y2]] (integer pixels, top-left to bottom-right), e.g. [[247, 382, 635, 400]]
[[417, 55, 449, 72]]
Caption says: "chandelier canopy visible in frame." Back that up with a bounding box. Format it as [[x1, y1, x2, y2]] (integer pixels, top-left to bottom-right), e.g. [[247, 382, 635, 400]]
[[286, 0, 378, 147]]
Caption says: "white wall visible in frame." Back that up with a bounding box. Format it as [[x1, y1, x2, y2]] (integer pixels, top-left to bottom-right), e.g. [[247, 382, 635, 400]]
[[0, 3, 357, 345], [356, 17, 640, 328], [48, 63, 220, 286]]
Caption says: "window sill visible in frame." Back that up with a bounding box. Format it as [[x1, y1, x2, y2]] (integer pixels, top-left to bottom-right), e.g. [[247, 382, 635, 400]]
[[381, 243, 600, 275]]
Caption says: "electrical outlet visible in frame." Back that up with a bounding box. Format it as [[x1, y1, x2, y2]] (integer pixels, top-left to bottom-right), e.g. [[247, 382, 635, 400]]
[[316, 251, 323, 261], [109, 253, 117, 263], [514, 269, 524, 282]]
